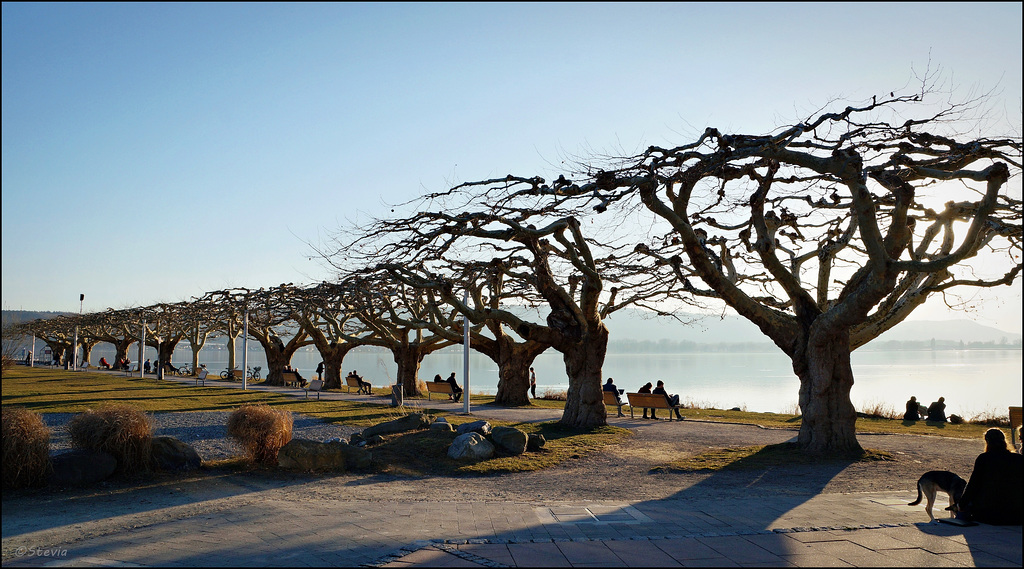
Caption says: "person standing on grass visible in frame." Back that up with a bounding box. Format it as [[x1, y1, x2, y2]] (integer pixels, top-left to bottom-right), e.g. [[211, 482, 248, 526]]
[[530, 367, 537, 399], [316, 361, 324, 381]]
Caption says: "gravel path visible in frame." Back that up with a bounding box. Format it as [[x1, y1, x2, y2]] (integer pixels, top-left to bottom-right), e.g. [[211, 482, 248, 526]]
[[38, 409, 985, 504]]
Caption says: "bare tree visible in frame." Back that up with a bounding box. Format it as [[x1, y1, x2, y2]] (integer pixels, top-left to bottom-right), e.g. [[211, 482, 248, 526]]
[[342, 273, 459, 396], [326, 203, 689, 427], [285, 282, 378, 390], [375, 259, 551, 406], [526, 92, 1021, 452]]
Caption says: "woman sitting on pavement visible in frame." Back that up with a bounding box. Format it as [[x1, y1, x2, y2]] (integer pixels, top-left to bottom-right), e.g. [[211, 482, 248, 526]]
[[957, 428, 1023, 525]]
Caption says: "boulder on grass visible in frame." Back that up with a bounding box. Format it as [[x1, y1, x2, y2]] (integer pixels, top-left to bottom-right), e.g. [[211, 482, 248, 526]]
[[151, 436, 202, 471], [429, 418, 454, 432], [456, 420, 491, 436], [51, 449, 117, 487], [527, 433, 546, 452], [491, 426, 528, 455], [447, 432, 495, 461], [362, 413, 430, 438], [278, 438, 372, 471]]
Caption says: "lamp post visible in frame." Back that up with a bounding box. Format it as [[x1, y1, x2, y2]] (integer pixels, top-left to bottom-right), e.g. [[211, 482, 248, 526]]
[[462, 289, 471, 414], [242, 301, 249, 391], [72, 293, 83, 371]]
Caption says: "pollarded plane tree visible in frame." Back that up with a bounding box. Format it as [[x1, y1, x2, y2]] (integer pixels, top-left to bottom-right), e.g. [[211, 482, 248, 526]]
[[340, 273, 461, 397], [374, 257, 552, 407], [541, 93, 1021, 453], [140, 303, 188, 373], [331, 200, 690, 428], [16, 315, 75, 366], [78, 309, 141, 367], [284, 282, 380, 390], [177, 297, 219, 375], [220, 285, 313, 386], [201, 292, 247, 372]]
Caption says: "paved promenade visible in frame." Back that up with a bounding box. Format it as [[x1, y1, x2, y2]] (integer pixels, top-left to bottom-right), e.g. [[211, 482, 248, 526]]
[[2, 373, 1020, 567]]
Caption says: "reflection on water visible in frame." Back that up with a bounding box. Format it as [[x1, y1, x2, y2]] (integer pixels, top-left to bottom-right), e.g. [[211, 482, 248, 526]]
[[89, 344, 1021, 416]]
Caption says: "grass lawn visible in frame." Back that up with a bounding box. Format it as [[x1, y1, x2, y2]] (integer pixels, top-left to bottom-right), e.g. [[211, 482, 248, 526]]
[[1, 367, 630, 476]]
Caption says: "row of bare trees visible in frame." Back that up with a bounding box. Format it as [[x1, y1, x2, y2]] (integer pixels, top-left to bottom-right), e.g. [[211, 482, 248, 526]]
[[14, 93, 1022, 454]]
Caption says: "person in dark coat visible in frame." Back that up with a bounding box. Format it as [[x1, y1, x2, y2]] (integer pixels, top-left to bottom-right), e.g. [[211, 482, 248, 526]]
[[958, 428, 1024, 525], [927, 397, 947, 422], [904, 396, 920, 421], [316, 361, 325, 381], [446, 372, 463, 403], [652, 380, 684, 420], [637, 382, 653, 419]]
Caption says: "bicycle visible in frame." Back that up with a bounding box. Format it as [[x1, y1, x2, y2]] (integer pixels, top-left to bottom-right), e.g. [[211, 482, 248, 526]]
[[179, 364, 193, 377], [220, 366, 261, 381]]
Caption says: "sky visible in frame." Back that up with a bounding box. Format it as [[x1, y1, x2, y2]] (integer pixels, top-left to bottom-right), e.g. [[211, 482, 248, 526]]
[[2, 3, 1021, 334]]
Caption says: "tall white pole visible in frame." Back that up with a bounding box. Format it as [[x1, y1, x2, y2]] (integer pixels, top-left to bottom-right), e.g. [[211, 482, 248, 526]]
[[242, 305, 249, 390], [138, 320, 146, 378], [462, 289, 470, 414], [30, 334, 36, 368], [72, 294, 83, 370]]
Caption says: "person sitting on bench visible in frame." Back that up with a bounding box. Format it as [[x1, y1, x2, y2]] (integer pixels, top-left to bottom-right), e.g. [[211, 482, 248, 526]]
[[348, 370, 371, 394], [446, 372, 463, 403], [652, 380, 685, 421]]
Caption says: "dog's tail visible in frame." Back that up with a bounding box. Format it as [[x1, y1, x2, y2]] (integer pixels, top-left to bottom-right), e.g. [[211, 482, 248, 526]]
[[908, 481, 923, 506]]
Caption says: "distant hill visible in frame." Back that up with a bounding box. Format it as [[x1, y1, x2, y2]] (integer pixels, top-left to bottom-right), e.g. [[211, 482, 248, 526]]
[[599, 308, 1020, 346], [2, 310, 66, 326]]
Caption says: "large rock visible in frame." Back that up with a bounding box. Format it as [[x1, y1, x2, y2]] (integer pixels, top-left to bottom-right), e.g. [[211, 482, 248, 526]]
[[50, 449, 117, 487], [151, 436, 202, 471], [527, 433, 546, 452], [490, 426, 528, 455], [429, 419, 454, 432], [456, 420, 491, 436], [447, 433, 495, 461], [278, 438, 372, 471], [362, 413, 430, 438]]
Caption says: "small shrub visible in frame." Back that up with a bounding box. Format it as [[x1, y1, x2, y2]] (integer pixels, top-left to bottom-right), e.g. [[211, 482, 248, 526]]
[[1, 355, 15, 371], [68, 404, 153, 475], [540, 389, 567, 401], [968, 409, 1010, 427], [2, 407, 51, 489], [858, 399, 899, 420], [226, 404, 293, 464]]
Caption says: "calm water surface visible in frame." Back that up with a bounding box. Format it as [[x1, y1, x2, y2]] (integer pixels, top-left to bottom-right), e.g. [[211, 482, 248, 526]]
[[90, 344, 1021, 417]]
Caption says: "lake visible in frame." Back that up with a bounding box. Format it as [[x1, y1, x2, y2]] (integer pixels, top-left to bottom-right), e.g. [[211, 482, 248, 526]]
[[84, 342, 1021, 418]]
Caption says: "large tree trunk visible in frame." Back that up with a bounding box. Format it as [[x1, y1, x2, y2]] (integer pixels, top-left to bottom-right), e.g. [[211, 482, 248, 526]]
[[558, 325, 609, 428], [493, 339, 547, 406], [392, 345, 425, 396], [792, 326, 863, 454], [158, 339, 180, 370], [320, 343, 355, 389], [226, 336, 237, 371], [113, 338, 134, 366], [263, 346, 290, 385]]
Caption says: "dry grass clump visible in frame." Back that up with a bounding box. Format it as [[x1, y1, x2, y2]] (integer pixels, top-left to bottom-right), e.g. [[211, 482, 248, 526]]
[[858, 400, 900, 420], [226, 404, 293, 464], [2, 407, 52, 489], [540, 389, 567, 401], [69, 403, 154, 475], [968, 409, 1011, 427]]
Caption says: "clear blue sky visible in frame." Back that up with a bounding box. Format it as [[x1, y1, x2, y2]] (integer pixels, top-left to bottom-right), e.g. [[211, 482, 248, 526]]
[[3, 3, 1021, 333]]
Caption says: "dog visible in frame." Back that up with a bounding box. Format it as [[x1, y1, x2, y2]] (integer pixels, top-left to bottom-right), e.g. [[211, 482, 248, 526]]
[[908, 470, 967, 522]]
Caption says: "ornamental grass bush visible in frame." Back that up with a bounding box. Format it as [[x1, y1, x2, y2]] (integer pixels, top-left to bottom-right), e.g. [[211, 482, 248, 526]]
[[68, 403, 154, 475], [2, 407, 51, 489], [226, 404, 293, 465]]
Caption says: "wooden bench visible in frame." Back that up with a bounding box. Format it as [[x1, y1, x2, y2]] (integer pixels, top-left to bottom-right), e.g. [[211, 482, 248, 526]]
[[304, 379, 325, 400], [603, 391, 627, 417], [426, 381, 456, 400], [195, 368, 209, 387], [282, 371, 303, 388], [345, 375, 371, 394], [626, 392, 685, 421], [1010, 406, 1023, 450]]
